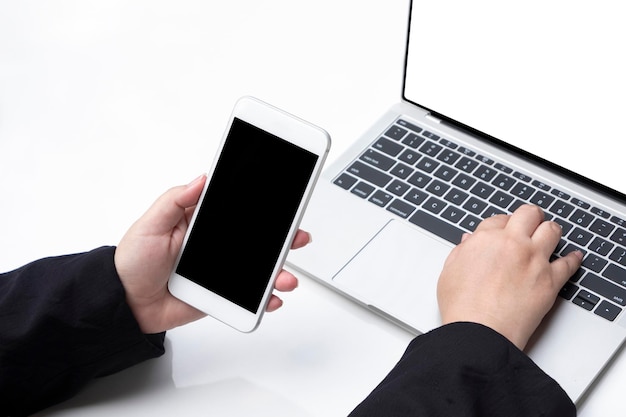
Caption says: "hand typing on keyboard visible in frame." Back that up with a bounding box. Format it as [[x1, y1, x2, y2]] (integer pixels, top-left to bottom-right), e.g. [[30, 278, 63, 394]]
[[437, 204, 583, 350]]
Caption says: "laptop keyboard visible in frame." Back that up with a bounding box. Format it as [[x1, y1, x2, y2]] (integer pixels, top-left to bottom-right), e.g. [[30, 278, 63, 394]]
[[333, 118, 626, 323]]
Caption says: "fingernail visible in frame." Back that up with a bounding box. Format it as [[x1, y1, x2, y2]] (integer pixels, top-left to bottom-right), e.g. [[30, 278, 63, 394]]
[[187, 173, 206, 187]]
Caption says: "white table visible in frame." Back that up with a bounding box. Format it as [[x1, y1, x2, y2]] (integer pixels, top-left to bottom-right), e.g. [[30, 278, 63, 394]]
[[0, 1, 621, 415]]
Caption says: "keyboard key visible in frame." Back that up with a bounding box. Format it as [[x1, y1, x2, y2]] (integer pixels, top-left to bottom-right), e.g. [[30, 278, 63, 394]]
[[351, 181, 375, 199], [589, 218, 615, 237], [532, 180, 551, 191], [489, 191, 514, 209], [594, 300, 622, 321], [559, 282, 579, 300], [348, 161, 392, 187], [470, 182, 495, 199], [569, 268, 585, 282], [609, 248, 626, 266], [492, 173, 516, 191], [582, 254, 608, 273], [404, 188, 429, 206], [570, 209, 594, 227], [452, 173, 476, 190], [611, 216, 626, 227], [402, 133, 425, 149], [455, 156, 479, 173], [439, 138, 458, 149], [513, 171, 532, 182], [588, 237, 614, 256], [396, 119, 423, 133], [549, 201, 575, 218], [426, 180, 450, 197], [572, 198, 591, 209], [591, 206, 611, 219], [569, 227, 594, 246], [415, 156, 440, 173], [444, 188, 469, 206], [464, 197, 488, 215], [409, 210, 464, 244], [552, 217, 574, 236], [458, 147, 476, 157], [482, 206, 506, 218], [368, 190, 393, 207], [384, 126, 408, 140], [387, 199, 416, 219], [610, 227, 626, 245], [509, 199, 526, 213], [422, 196, 447, 215], [398, 149, 420, 165], [422, 130, 440, 141], [580, 273, 626, 306], [561, 243, 587, 258], [334, 173, 358, 190], [510, 183, 535, 200], [360, 149, 396, 171], [390, 162, 414, 179], [603, 263, 626, 288], [551, 189, 571, 200], [407, 172, 432, 188], [577, 289, 600, 305], [419, 140, 443, 156], [529, 191, 555, 209], [572, 295, 596, 311], [437, 150, 461, 165], [473, 165, 497, 181], [441, 206, 467, 224], [373, 137, 403, 157], [434, 165, 459, 182], [476, 155, 494, 165], [386, 179, 411, 196], [494, 163, 513, 174], [460, 214, 482, 232]]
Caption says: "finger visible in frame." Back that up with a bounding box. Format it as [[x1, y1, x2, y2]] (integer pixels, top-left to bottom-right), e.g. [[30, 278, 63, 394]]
[[175, 174, 207, 210], [505, 204, 545, 236], [531, 220, 564, 256], [266, 295, 284, 312], [474, 212, 509, 232], [550, 250, 583, 287], [274, 270, 299, 292], [291, 229, 312, 249], [142, 175, 207, 234]]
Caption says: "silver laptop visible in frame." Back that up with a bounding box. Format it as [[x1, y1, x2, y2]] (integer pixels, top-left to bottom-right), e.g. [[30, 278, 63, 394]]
[[287, 0, 626, 404]]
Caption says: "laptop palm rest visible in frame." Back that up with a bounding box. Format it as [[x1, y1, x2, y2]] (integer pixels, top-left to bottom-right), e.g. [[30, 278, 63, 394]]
[[332, 219, 452, 333]]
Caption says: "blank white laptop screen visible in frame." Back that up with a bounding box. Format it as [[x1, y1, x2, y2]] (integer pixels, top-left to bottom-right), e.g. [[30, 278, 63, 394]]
[[404, 0, 625, 198]]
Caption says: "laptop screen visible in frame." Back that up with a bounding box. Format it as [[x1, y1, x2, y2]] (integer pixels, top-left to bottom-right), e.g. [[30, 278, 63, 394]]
[[404, 0, 625, 199]]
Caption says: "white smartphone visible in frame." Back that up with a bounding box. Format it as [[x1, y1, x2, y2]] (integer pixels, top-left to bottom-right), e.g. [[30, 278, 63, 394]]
[[168, 96, 331, 332]]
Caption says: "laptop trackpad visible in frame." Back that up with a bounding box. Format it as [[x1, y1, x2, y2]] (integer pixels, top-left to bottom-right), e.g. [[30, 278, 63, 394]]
[[332, 220, 453, 332]]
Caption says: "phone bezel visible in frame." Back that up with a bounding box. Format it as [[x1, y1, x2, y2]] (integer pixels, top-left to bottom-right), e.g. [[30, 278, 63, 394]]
[[168, 96, 330, 332]]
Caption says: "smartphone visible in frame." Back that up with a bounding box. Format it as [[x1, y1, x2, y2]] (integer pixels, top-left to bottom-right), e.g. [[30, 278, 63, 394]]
[[168, 96, 331, 332]]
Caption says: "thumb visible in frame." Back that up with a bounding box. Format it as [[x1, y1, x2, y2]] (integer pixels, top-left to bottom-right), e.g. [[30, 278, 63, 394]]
[[140, 174, 207, 235]]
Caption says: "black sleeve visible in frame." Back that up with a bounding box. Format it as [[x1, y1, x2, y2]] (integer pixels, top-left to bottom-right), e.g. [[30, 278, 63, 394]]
[[0, 246, 166, 417], [348, 322, 576, 417]]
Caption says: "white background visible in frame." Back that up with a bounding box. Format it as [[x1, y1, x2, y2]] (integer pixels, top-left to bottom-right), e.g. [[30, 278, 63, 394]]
[[0, 1, 622, 415]]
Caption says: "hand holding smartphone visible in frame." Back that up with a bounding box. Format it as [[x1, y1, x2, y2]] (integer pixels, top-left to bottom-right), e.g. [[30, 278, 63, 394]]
[[168, 96, 331, 332]]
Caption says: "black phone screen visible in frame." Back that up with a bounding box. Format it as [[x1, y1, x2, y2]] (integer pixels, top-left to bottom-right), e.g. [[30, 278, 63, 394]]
[[175, 117, 318, 313]]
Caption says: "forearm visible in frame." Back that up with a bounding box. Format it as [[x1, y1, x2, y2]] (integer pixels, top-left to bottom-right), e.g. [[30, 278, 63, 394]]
[[0, 246, 165, 416], [349, 322, 576, 417]]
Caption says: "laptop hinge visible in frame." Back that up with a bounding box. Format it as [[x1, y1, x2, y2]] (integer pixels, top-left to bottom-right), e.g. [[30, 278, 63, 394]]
[[424, 113, 442, 124]]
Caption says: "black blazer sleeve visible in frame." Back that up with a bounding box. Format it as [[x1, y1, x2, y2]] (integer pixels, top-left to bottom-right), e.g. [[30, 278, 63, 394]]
[[0, 247, 165, 417], [348, 322, 576, 417]]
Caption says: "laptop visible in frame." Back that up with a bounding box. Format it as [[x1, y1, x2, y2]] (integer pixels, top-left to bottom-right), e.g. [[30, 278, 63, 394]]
[[287, 0, 626, 404]]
